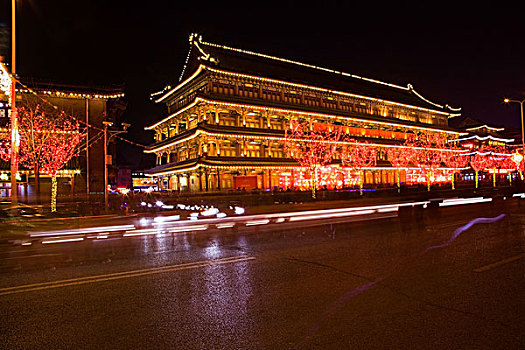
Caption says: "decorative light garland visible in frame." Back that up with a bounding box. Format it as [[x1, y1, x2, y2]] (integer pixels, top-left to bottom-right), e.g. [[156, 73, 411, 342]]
[[449, 135, 514, 143], [17, 88, 124, 100], [146, 96, 467, 137], [465, 125, 505, 132], [144, 127, 464, 154]]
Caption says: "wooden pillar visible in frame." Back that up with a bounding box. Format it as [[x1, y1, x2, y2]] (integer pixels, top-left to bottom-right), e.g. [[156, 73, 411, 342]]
[[71, 174, 75, 197]]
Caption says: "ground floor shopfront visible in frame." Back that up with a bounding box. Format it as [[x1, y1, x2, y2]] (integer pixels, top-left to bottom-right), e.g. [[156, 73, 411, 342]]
[[0, 170, 81, 202], [152, 166, 502, 192]]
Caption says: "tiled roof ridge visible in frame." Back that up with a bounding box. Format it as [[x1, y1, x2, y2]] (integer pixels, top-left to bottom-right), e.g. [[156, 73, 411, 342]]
[[189, 33, 460, 113]]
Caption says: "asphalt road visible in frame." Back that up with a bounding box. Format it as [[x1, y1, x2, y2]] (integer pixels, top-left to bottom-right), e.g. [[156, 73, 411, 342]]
[[0, 200, 524, 349]]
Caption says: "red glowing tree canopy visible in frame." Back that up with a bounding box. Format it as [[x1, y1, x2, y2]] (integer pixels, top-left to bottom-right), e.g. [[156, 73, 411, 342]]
[[469, 146, 491, 173], [412, 133, 448, 172], [284, 119, 341, 171], [284, 119, 342, 197], [340, 140, 377, 170], [443, 138, 469, 171], [1, 104, 82, 175], [508, 151, 524, 172], [386, 134, 422, 169]]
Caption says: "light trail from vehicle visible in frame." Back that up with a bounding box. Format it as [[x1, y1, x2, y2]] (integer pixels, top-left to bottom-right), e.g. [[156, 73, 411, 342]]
[[30, 225, 136, 238], [42, 237, 85, 244], [22, 195, 520, 245]]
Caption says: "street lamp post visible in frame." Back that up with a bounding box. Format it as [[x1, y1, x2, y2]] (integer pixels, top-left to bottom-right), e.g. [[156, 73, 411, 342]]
[[102, 121, 130, 211], [504, 98, 525, 177]]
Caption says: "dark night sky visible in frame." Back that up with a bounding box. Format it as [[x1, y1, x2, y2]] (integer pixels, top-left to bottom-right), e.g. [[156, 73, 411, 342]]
[[1, 1, 524, 167]]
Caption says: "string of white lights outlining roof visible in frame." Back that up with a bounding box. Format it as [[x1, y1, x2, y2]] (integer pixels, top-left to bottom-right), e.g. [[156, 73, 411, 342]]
[[153, 33, 461, 112], [465, 125, 505, 132], [449, 135, 514, 143]]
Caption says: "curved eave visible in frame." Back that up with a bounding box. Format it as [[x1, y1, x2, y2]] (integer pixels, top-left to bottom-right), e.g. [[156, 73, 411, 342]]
[[146, 95, 467, 140], [449, 135, 515, 143], [144, 156, 299, 176], [153, 65, 206, 104]]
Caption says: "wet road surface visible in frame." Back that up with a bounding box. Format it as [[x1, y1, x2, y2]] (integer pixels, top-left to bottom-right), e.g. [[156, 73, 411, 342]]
[[0, 200, 524, 349]]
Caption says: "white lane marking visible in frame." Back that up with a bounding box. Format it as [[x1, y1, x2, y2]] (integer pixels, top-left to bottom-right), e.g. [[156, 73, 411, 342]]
[[0, 256, 255, 296], [473, 253, 525, 273]]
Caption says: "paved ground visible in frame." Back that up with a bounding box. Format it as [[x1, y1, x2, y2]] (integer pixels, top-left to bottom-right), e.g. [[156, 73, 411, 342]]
[[0, 200, 523, 349]]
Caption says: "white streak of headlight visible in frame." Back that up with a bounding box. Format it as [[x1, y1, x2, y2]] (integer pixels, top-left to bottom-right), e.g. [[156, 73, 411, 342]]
[[30, 225, 136, 238], [167, 225, 208, 233], [289, 209, 375, 222], [439, 197, 492, 207], [42, 237, 84, 244], [377, 207, 399, 213], [153, 215, 180, 224], [123, 228, 159, 237]]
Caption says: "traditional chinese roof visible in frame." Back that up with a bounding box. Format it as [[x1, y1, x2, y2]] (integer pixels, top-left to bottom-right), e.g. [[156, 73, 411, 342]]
[[448, 115, 512, 141], [155, 34, 460, 115], [18, 78, 125, 100]]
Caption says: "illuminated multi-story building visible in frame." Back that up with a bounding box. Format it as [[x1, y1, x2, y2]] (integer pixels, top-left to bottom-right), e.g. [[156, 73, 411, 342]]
[[144, 34, 465, 191]]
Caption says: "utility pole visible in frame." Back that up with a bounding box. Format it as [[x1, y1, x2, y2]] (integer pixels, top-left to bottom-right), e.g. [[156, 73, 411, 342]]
[[103, 121, 130, 211], [85, 98, 90, 197], [103, 121, 110, 210], [10, 0, 18, 207]]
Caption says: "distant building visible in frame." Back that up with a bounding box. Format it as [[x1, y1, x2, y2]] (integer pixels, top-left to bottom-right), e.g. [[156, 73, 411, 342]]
[[131, 171, 157, 192], [0, 78, 125, 199]]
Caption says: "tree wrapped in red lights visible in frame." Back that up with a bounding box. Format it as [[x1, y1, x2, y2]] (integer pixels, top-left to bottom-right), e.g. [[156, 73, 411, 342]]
[[507, 151, 524, 182], [340, 140, 377, 194], [284, 119, 342, 198], [0, 103, 83, 211], [469, 146, 491, 189], [442, 142, 469, 190], [484, 145, 507, 187], [412, 133, 448, 191], [386, 136, 418, 191]]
